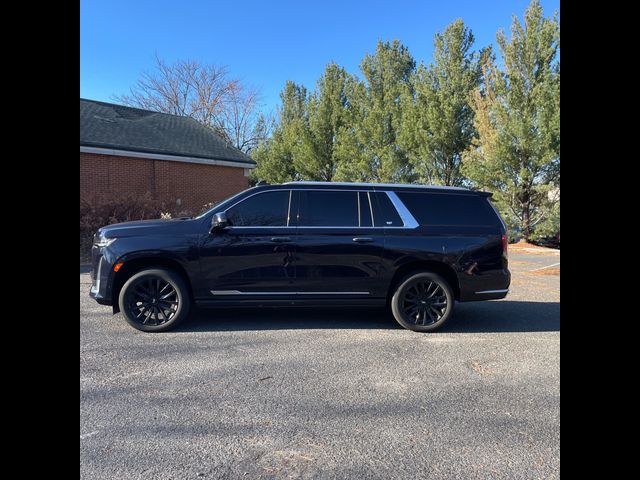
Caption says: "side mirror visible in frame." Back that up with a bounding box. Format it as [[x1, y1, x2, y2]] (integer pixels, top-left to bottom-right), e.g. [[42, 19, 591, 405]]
[[210, 212, 229, 232]]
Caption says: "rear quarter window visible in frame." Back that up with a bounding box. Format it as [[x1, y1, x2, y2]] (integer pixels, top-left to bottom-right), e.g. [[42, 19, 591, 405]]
[[396, 192, 498, 226], [371, 192, 404, 227]]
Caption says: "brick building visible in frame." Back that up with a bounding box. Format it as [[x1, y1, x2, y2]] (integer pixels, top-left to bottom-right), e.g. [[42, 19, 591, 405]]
[[80, 98, 256, 212]]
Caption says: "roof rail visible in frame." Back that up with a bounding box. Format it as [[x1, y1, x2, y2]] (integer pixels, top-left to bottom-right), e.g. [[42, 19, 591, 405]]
[[283, 181, 469, 191]]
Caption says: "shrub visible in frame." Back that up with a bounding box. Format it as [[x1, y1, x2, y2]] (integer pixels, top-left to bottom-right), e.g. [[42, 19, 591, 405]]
[[79, 196, 222, 261], [80, 193, 186, 261]]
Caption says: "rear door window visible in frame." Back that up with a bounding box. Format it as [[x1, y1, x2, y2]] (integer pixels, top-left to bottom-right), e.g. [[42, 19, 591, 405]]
[[396, 192, 497, 226], [298, 191, 359, 227]]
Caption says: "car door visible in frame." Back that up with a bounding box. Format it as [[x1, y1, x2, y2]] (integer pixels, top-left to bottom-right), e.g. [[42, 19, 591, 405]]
[[293, 189, 387, 301], [198, 189, 297, 300]]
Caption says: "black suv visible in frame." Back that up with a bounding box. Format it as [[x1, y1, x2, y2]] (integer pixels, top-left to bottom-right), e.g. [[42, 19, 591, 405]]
[[90, 182, 510, 332]]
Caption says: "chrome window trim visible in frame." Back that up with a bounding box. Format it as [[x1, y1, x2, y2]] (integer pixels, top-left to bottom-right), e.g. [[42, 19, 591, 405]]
[[211, 290, 370, 296], [366, 192, 375, 226], [227, 226, 386, 229], [286, 190, 292, 227], [384, 191, 419, 228], [221, 188, 419, 230]]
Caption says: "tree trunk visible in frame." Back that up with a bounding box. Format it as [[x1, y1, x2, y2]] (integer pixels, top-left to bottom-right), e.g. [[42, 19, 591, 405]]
[[522, 203, 531, 242]]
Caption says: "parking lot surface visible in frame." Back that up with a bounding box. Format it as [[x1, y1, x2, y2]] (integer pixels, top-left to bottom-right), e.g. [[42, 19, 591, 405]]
[[80, 250, 559, 479]]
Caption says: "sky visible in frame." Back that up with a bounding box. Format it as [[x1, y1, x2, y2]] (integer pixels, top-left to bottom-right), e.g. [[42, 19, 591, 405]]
[[80, 0, 559, 116]]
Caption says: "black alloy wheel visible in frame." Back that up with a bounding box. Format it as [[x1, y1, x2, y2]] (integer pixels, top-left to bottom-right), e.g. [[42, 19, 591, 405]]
[[391, 272, 454, 332], [118, 268, 190, 332]]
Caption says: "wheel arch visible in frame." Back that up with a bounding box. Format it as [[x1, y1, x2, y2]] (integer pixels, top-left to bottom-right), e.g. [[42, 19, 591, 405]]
[[110, 255, 194, 313], [387, 260, 460, 304]]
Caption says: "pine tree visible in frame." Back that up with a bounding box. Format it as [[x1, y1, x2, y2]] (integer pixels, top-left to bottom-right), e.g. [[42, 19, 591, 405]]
[[462, 0, 560, 241], [294, 63, 352, 181], [252, 81, 309, 183], [402, 20, 485, 186], [335, 40, 416, 182]]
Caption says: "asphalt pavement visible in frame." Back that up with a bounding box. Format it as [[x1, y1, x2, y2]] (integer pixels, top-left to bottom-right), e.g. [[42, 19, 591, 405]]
[[80, 250, 559, 479]]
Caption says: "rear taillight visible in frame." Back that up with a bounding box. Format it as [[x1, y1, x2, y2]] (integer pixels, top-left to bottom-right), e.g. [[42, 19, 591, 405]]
[[502, 233, 508, 257]]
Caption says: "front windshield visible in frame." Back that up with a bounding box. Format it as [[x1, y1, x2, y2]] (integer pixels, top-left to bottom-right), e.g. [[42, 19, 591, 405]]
[[194, 187, 258, 219]]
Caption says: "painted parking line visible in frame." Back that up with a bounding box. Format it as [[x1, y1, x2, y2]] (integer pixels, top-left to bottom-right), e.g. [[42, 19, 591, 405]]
[[528, 262, 560, 272]]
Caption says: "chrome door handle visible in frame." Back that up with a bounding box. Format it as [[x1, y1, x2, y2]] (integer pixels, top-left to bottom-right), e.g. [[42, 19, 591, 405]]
[[352, 237, 373, 243]]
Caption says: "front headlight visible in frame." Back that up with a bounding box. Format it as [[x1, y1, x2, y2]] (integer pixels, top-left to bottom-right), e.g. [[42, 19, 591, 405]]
[[94, 235, 116, 248]]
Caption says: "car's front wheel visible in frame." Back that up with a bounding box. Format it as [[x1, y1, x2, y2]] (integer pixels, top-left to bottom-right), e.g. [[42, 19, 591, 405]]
[[118, 268, 191, 332], [390, 272, 454, 332]]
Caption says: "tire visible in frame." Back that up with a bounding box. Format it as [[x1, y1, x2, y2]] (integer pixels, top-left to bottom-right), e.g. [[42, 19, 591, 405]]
[[118, 268, 191, 332], [390, 272, 454, 332]]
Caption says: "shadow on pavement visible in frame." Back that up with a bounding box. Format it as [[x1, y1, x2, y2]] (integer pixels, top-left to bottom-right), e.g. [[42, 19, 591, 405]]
[[442, 301, 559, 333], [174, 300, 559, 334]]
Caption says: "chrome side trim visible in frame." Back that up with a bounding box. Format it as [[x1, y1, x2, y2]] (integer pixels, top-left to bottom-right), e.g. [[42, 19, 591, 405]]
[[293, 292, 370, 295], [384, 191, 419, 228], [475, 289, 509, 294], [228, 226, 382, 230], [210, 290, 370, 296]]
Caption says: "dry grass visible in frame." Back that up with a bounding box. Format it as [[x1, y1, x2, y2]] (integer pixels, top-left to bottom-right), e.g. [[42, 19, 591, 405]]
[[510, 241, 559, 256], [528, 267, 560, 276]]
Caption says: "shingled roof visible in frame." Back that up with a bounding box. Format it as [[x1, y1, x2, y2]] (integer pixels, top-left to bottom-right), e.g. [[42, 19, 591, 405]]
[[80, 98, 255, 166]]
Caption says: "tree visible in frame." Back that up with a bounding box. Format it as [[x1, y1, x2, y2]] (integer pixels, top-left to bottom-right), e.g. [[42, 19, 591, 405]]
[[293, 63, 353, 181], [114, 55, 264, 153], [215, 82, 264, 154], [462, 0, 560, 241], [335, 40, 416, 182], [252, 81, 309, 183], [402, 20, 485, 186]]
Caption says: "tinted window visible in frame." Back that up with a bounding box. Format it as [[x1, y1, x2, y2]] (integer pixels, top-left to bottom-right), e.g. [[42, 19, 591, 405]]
[[396, 192, 497, 226], [371, 192, 404, 227], [226, 191, 290, 226], [299, 191, 358, 227]]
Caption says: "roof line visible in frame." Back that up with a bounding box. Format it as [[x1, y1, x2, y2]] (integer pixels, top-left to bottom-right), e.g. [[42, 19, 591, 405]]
[[80, 97, 196, 121], [80, 141, 255, 165], [80, 146, 255, 169]]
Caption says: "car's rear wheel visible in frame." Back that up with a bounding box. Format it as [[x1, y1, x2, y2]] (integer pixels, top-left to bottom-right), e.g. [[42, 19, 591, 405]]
[[118, 268, 190, 332], [390, 272, 454, 332]]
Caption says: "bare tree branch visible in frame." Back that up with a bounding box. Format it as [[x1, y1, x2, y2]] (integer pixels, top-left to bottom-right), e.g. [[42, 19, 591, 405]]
[[113, 56, 266, 153]]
